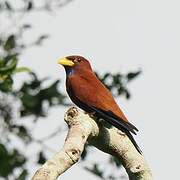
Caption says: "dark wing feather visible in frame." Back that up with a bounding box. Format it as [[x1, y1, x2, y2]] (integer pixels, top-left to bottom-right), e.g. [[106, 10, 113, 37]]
[[69, 95, 141, 153], [123, 129, 142, 154], [102, 110, 139, 132], [90, 106, 138, 135], [67, 89, 138, 135]]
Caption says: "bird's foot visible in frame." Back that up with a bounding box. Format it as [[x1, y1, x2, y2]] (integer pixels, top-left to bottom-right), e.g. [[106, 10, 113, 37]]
[[86, 112, 96, 119], [117, 130, 126, 136]]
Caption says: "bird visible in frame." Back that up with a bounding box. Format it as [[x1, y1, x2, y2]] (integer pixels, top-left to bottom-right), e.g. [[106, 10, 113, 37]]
[[58, 55, 141, 154]]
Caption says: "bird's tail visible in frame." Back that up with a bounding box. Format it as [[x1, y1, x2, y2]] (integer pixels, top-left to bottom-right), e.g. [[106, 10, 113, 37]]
[[83, 106, 142, 154], [124, 129, 142, 154]]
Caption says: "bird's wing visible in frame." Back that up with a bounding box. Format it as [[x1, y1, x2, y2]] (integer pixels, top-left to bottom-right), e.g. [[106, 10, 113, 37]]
[[67, 71, 138, 134]]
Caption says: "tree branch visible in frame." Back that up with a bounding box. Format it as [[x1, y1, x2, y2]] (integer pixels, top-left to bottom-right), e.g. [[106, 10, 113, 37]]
[[32, 107, 153, 180]]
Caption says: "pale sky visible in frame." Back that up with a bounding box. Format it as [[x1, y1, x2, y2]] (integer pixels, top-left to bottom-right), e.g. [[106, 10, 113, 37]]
[[15, 0, 180, 179]]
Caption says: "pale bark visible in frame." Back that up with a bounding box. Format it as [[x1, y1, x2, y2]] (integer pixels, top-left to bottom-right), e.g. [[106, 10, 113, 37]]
[[32, 107, 153, 180]]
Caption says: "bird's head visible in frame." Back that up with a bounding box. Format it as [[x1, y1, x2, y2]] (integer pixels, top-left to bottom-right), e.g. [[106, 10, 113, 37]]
[[58, 55, 92, 76]]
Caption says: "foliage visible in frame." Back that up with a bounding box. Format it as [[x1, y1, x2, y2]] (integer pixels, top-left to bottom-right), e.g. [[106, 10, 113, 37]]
[[0, 143, 26, 177], [0, 1, 141, 179], [16, 73, 67, 117], [96, 70, 141, 99]]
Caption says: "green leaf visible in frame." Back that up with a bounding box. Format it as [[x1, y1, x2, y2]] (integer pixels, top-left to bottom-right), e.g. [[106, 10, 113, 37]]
[[21, 93, 39, 108], [0, 76, 13, 92], [0, 144, 26, 177], [13, 67, 32, 74], [4, 35, 16, 51], [16, 169, 28, 180], [40, 80, 63, 104], [0, 57, 17, 75]]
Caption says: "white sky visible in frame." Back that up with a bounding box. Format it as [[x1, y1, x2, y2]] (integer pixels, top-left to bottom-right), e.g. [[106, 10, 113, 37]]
[[15, 0, 180, 179]]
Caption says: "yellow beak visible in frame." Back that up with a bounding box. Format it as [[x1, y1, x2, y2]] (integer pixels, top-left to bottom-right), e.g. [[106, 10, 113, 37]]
[[58, 57, 75, 67]]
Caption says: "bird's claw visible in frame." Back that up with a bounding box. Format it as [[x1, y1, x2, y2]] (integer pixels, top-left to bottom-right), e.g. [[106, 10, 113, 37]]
[[86, 112, 97, 119]]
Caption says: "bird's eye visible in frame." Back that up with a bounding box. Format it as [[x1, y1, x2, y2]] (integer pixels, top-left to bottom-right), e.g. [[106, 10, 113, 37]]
[[74, 59, 81, 63], [77, 59, 81, 62]]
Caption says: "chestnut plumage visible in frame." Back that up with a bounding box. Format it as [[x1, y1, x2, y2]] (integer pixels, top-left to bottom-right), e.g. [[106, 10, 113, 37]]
[[58, 55, 141, 154]]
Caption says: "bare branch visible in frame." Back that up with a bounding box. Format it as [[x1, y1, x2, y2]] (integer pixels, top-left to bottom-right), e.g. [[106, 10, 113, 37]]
[[32, 107, 153, 180]]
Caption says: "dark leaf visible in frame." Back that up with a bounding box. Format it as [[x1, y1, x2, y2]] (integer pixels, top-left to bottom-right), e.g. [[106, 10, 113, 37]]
[[96, 71, 141, 99], [5, 1, 12, 11], [102, 73, 111, 80], [40, 80, 66, 106], [10, 125, 32, 143], [27, 1, 33, 11], [0, 76, 13, 92], [0, 101, 12, 124], [4, 35, 16, 51], [108, 175, 116, 180], [37, 151, 46, 164], [126, 70, 141, 82], [85, 164, 104, 178], [0, 144, 26, 177], [35, 35, 49, 45], [17, 73, 66, 117], [124, 89, 131, 99], [81, 146, 88, 160], [110, 156, 122, 167], [4, 54, 18, 62], [20, 93, 43, 116], [16, 169, 28, 180], [22, 24, 32, 29]]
